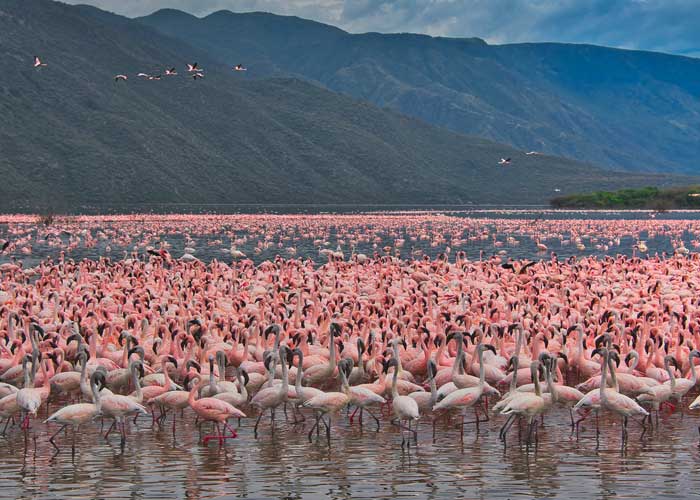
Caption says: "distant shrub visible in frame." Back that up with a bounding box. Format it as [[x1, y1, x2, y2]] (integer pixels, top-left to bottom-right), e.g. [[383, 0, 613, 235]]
[[550, 186, 700, 209]]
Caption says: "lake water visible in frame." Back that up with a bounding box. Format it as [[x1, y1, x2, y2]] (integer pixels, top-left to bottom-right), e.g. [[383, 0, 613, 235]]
[[2, 209, 700, 499], [2, 208, 700, 268], [1, 396, 700, 499]]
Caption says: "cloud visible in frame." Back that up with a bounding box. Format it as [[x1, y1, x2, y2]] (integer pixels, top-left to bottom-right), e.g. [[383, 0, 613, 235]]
[[62, 0, 700, 57]]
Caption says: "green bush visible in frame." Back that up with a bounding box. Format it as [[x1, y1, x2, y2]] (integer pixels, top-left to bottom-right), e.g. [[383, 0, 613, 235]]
[[551, 186, 700, 209]]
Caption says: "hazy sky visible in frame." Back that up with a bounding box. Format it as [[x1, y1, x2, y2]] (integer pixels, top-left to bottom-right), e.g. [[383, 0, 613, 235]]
[[64, 0, 700, 57]]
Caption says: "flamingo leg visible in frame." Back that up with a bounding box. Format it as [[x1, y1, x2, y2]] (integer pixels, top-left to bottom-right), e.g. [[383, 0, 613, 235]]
[[527, 418, 536, 445], [254, 412, 264, 437], [223, 422, 238, 439], [1, 417, 11, 436], [499, 414, 515, 440], [104, 420, 115, 440], [297, 405, 307, 424], [364, 408, 381, 431], [308, 413, 321, 442], [326, 416, 331, 447], [120, 419, 126, 448], [203, 425, 213, 445], [574, 409, 591, 436], [463, 404, 489, 430], [407, 419, 412, 448], [49, 424, 67, 453]]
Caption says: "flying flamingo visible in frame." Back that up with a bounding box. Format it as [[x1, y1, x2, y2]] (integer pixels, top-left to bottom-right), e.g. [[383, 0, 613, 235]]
[[33, 56, 47, 68]]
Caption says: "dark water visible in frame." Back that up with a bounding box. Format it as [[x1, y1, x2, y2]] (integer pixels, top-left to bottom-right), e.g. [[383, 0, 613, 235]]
[[2, 209, 700, 268], [3, 209, 700, 499], [1, 398, 700, 499]]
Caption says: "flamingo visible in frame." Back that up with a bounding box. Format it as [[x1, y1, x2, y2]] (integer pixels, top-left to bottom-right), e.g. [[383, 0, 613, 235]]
[[499, 360, 547, 444], [45, 371, 104, 456], [595, 347, 649, 443], [666, 349, 699, 402], [250, 345, 289, 436], [384, 358, 419, 449], [287, 349, 323, 422], [16, 349, 51, 430], [33, 56, 47, 68], [302, 357, 351, 447], [339, 359, 385, 430], [637, 354, 678, 427], [100, 362, 148, 446], [189, 376, 245, 445], [433, 343, 496, 439]]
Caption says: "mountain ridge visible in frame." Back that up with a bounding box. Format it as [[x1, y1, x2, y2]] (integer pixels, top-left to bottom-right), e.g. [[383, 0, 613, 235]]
[[0, 0, 693, 212], [139, 8, 700, 174]]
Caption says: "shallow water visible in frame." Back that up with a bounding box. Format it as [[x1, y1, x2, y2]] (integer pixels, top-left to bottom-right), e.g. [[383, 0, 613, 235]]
[[1, 396, 700, 500], [3, 209, 700, 499], [2, 209, 700, 268]]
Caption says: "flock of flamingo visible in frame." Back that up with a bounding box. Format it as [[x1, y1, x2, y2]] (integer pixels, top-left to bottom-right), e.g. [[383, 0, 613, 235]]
[[34, 55, 247, 82], [0, 212, 699, 458]]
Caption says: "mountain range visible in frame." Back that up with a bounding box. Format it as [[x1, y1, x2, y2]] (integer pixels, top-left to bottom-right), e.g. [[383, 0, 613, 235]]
[[140, 8, 700, 174], [0, 0, 693, 212]]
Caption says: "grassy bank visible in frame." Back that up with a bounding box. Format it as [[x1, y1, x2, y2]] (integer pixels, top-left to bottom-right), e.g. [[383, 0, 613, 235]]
[[550, 186, 700, 209]]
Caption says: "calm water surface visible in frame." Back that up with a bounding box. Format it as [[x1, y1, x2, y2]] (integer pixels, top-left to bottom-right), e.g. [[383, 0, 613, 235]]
[[3, 209, 700, 499], [2, 400, 700, 499], [3, 208, 700, 268]]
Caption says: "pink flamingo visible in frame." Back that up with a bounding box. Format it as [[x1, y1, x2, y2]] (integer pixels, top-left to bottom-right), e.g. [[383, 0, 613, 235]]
[[189, 376, 245, 446]]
